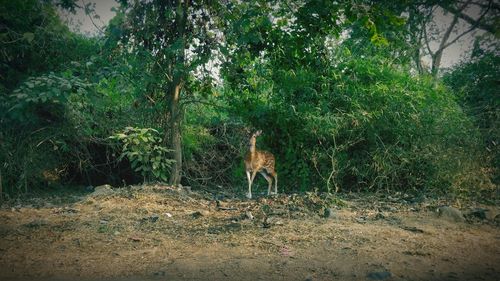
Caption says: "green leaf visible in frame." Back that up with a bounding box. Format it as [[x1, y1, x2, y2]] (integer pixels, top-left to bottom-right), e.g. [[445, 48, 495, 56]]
[[23, 32, 35, 43]]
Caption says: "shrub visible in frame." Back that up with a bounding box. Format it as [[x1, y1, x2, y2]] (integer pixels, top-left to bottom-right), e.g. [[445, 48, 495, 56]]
[[225, 52, 492, 196], [443, 53, 499, 185], [110, 127, 174, 183]]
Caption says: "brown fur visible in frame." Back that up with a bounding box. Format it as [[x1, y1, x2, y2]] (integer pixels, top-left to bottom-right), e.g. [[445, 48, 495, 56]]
[[244, 131, 277, 199]]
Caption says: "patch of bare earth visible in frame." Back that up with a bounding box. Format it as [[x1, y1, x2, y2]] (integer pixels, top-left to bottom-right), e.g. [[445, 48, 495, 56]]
[[0, 185, 499, 281]]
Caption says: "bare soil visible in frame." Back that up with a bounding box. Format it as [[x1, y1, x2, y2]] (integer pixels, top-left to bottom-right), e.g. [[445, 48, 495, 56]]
[[0, 185, 499, 281]]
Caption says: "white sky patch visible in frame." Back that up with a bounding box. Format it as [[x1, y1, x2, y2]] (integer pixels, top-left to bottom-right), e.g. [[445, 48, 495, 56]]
[[59, 0, 117, 36]]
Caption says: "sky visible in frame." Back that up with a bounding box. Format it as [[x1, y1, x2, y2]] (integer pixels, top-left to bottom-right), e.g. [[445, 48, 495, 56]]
[[62, 0, 485, 70]]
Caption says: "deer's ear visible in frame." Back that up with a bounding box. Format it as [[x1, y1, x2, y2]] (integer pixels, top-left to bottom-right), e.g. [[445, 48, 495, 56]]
[[256, 130, 262, 136]]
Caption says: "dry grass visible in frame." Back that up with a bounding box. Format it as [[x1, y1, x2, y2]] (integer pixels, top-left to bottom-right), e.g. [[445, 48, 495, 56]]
[[0, 185, 499, 281]]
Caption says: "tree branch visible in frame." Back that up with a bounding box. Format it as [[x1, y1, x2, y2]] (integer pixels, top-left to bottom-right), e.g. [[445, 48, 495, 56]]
[[441, 1, 492, 50], [81, 0, 105, 35], [439, 0, 497, 34]]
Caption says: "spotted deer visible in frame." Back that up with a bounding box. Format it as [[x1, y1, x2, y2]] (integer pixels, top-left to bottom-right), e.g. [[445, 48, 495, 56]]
[[244, 130, 278, 199]]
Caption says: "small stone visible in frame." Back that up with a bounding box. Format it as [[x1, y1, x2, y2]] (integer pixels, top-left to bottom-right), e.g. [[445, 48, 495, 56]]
[[90, 184, 115, 197], [355, 216, 367, 224], [154, 271, 166, 276], [323, 208, 333, 218], [375, 212, 386, 220], [149, 215, 159, 222], [487, 211, 500, 221], [164, 212, 173, 218], [401, 226, 424, 233], [387, 206, 397, 212], [274, 220, 284, 226], [191, 211, 203, 219], [24, 219, 49, 228], [177, 186, 192, 195], [367, 271, 392, 280], [437, 206, 465, 222], [466, 208, 488, 220], [245, 211, 254, 220]]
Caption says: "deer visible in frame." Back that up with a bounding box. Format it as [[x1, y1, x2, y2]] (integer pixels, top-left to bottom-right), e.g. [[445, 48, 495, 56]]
[[244, 130, 278, 199]]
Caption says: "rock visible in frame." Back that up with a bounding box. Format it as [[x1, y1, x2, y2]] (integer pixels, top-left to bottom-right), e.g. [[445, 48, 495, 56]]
[[466, 208, 488, 220], [90, 184, 115, 197], [191, 211, 203, 219], [274, 220, 284, 226], [141, 215, 159, 223], [401, 226, 424, 233], [323, 208, 333, 218], [154, 271, 166, 276], [177, 185, 192, 195], [355, 216, 367, 224], [487, 210, 500, 221], [367, 271, 392, 280], [437, 206, 465, 222], [24, 219, 49, 228], [382, 205, 398, 212], [225, 222, 242, 230], [164, 212, 173, 218], [466, 208, 499, 221], [374, 212, 387, 220], [262, 217, 271, 228], [245, 211, 254, 220]]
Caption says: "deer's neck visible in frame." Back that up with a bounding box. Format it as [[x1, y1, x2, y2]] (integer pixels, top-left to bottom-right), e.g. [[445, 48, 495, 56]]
[[249, 142, 257, 155]]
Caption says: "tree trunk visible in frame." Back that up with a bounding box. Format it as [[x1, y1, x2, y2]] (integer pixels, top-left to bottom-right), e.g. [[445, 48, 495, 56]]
[[431, 52, 442, 78], [167, 0, 188, 186], [169, 83, 183, 185], [0, 168, 3, 202], [431, 14, 460, 78], [415, 48, 424, 75]]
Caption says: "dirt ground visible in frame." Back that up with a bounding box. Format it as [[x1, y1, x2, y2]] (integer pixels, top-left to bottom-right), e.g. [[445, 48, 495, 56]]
[[0, 185, 499, 281]]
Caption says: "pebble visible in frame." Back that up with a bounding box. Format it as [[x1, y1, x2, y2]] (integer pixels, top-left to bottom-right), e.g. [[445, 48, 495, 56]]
[[191, 211, 203, 219], [437, 206, 465, 222], [90, 184, 115, 197], [367, 271, 392, 280]]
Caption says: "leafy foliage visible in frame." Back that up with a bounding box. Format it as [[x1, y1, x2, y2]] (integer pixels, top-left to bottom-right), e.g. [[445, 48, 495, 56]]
[[223, 40, 492, 195], [110, 127, 174, 183], [0, 0, 496, 201], [444, 52, 500, 184], [0, 0, 95, 90]]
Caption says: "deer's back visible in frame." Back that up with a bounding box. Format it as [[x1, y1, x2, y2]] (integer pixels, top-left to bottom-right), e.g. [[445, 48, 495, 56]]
[[245, 150, 275, 171]]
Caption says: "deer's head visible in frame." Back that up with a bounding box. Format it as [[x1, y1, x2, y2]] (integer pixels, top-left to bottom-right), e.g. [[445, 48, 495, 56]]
[[248, 130, 262, 147]]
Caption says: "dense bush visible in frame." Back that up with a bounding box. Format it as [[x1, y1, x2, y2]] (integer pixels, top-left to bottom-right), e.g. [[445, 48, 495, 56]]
[[224, 52, 492, 195], [443, 52, 500, 184], [0, 61, 145, 194]]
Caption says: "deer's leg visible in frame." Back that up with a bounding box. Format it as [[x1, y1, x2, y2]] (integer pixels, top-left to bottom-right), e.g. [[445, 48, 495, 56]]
[[273, 172, 278, 194], [266, 169, 278, 195], [246, 170, 252, 199], [260, 171, 273, 196]]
